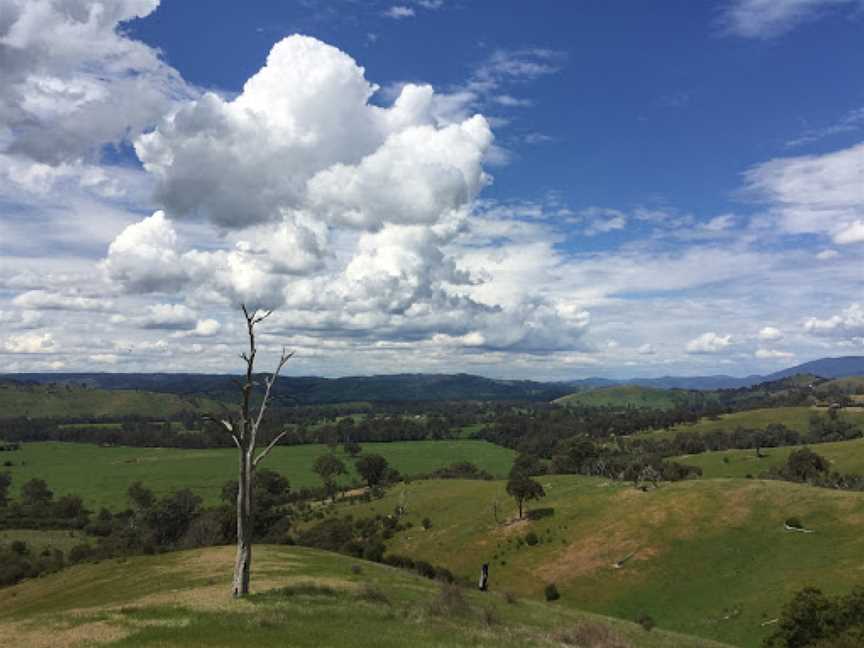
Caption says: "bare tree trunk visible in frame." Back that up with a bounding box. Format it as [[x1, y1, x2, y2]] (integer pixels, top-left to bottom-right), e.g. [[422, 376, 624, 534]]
[[233, 444, 253, 598], [220, 305, 293, 600]]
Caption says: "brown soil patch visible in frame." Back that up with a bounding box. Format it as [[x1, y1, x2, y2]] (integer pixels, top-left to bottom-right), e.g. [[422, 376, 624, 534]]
[[493, 517, 531, 537]]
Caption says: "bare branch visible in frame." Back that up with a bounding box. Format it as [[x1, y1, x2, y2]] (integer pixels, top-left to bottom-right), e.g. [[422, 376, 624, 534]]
[[251, 347, 294, 437], [252, 309, 273, 325], [254, 428, 290, 467]]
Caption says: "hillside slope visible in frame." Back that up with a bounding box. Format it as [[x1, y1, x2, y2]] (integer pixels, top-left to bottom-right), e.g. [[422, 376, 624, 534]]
[[330, 476, 864, 647], [671, 436, 864, 479], [634, 406, 864, 441], [554, 385, 695, 409], [0, 545, 725, 648], [1, 373, 572, 404], [0, 382, 221, 419]]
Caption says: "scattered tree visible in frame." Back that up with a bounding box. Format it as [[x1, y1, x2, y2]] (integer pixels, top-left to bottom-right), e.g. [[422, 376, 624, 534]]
[[783, 448, 830, 482], [506, 471, 545, 519], [128, 481, 156, 511], [343, 440, 362, 457], [314, 454, 347, 502], [20, 478, 53, 507], [355, 454, 389, 489]]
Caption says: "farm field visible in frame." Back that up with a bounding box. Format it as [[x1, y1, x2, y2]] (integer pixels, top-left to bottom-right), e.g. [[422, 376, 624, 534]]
[[0, 545, 724, 648], [0, 383, 222, 419], [322, 475, 864, 647], [636, 406, 864, 441], [670, 436, 864, 479], [0, 441, 515, 509]]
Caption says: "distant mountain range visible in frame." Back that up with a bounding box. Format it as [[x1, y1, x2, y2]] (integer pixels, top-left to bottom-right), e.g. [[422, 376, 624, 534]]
[[3, 355, 863, 404]]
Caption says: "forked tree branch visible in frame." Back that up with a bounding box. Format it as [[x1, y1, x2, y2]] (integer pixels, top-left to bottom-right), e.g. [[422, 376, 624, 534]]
[[254, 428, 290, 467], [252, 347, 294, 436]]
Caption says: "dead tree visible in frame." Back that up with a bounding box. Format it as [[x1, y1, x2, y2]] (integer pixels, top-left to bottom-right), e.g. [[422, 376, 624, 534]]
[[218, 305, 292, 598]]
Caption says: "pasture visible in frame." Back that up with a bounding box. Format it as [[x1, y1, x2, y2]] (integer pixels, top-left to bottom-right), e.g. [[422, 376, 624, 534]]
[[323, 475, 864, 647], [0, 440, 515, 509], [636, 406, 864, 440], [671, 436, 864, 479], [0, 545, 723, 648]]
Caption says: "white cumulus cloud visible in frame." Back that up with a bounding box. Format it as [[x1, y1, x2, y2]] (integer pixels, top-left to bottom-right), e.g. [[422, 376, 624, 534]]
[[3, 331, 57, 353], [758, 326, 783, 341], [804, 303, 864, 339], [686, 332, 733, 354]]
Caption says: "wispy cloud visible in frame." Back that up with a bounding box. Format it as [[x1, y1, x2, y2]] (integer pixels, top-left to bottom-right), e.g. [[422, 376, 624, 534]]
[[719, 0, 862, 39], [786, 107, 864, 147], [383, 5, 415, 19]]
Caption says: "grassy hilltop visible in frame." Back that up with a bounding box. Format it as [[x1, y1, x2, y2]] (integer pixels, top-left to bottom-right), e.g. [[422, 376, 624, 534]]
[[314, 475, 864, 647], [0, 545, 726, 648]]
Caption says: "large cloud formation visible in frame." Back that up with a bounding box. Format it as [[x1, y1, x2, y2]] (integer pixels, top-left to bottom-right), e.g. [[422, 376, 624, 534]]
[[104, 36, 591, 353], [0, 0, 190, 163], [135, 36, 492, 230]]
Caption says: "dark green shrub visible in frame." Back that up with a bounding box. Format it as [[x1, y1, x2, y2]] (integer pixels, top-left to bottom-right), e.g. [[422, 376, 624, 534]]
[[415, 560, 436, 579], [525, 531, 539, 546], [544, 583, 560, 601], [637, 614, 655, 631]]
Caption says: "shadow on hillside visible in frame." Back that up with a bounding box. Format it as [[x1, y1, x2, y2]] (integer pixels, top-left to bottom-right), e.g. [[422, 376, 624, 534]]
[[526, 507, 554, 520]]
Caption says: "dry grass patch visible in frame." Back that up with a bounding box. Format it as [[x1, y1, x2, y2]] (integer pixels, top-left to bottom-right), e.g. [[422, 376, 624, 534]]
[[551, 620, 633, 647]]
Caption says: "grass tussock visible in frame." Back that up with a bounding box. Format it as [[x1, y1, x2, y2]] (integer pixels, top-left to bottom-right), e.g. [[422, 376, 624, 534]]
[[355, 584, 391, 606], [427, 583, 470, 618]]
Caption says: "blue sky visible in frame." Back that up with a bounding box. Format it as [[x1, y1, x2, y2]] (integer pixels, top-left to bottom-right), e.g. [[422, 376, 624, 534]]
[[0, 0, 861, 379]]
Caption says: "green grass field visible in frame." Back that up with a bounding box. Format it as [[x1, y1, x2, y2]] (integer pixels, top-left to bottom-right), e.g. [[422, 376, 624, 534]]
[[1, 441, 515, 509], [318, 475, 864, 647], [637, 406, 864, 441], [555, 385, 687, 409], [0, 544, 727, 648], [0, 383, 222, 419], [671, 436, 864, 479], [0, 528, 92, 553]]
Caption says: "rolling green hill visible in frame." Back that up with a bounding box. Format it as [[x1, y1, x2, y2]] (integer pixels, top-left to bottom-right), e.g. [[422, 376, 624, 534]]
[[670, 436, 864, 479], [1, 440, 516, 509], [635, 406, 864, 441], [319, 475, 864, 647], [0, 382, 222, 419], [554, 385, 692, 410], [0, 545, 724, 648]]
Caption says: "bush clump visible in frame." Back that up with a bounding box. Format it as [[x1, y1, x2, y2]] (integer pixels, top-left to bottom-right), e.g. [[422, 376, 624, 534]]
[[525, 531, 539, 546], [544, 583, 560, 601], [636, 614, 655, 632]]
